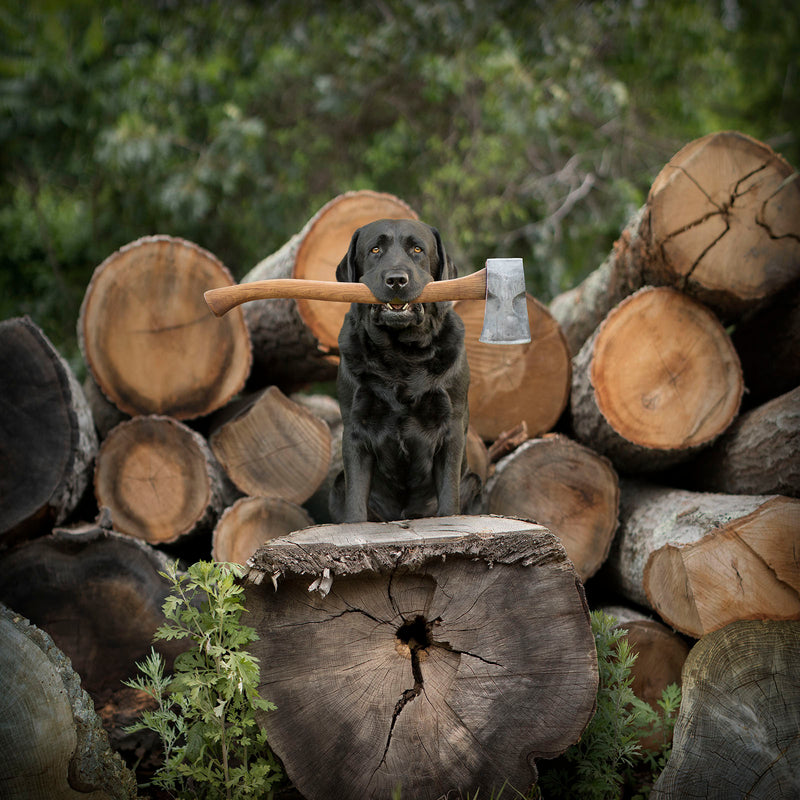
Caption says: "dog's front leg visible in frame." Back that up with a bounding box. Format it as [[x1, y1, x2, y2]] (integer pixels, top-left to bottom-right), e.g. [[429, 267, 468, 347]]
[[341, 435, 373, 522], [433, 429, 464, 517]]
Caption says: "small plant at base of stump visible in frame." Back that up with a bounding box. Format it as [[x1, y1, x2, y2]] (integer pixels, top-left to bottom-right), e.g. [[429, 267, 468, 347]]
[[124, 560, 283, 800]]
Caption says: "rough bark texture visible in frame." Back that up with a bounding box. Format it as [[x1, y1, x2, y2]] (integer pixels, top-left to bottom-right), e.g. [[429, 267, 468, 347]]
[[550, 132, 800, 355], [454, 294, 571, 440], [94, 415, 236, 544], [652, 620, 800, 799], [679, 386, 800, 497], [0, 518, 186, 695], [571, 286, 743, 473], [212, 496, 313, 565], [486, 435, 619, 580], [605, 480, 800, 638], [242, 190, 417, 389], [78, 235, 251, 419], [0, 603, 138, 800], [209, 386, 331, 502], [245, 516, 598, 800], [0, 316, 98, 542]]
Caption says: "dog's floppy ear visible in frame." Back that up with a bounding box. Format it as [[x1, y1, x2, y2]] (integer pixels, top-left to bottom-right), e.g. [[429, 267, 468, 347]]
[[431, 226, 458, 281], [335, 228, 361, 283]]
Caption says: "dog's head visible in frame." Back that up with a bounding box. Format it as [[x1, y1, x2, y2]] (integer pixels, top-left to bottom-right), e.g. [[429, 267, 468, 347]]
[[336, 218, 457, 329]]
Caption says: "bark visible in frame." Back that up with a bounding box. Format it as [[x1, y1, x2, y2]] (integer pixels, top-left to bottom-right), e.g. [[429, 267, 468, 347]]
[[242, 190, 418, 389], [486, 435, 619, 580], [605, 480, 800, 638], [0, 603, 138, 800], [94, 415, 237, 544], [78, 235, 252, 419], [550, 131, 800, 355], [679, 386, 800, 497], [0, 316, 98, 542], [245, 515, 598, 800], [454, 294, 571, 441], [571, 286, 743, 473], [652, 620, 800, 799], [209, 386, 331, 503]]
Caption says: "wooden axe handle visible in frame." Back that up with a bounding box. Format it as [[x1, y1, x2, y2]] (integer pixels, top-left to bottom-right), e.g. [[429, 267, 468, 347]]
[[204, 268, 488, 317]]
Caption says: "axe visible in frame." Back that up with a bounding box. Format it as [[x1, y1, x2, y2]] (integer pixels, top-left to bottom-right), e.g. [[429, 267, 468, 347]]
[[204, 258, 530, 344]]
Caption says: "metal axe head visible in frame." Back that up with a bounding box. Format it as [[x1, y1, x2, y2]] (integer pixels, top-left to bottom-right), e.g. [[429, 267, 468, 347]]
[[479, 258, 531, 344]]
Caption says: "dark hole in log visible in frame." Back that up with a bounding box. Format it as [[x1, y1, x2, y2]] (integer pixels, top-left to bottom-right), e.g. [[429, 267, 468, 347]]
[[396, 615, 432, 652]]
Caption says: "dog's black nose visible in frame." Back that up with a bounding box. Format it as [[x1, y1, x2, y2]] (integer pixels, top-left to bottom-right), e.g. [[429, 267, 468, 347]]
[[385, 271, 409, 291]]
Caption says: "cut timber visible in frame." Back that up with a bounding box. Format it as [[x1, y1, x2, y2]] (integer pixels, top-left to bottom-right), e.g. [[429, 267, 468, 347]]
[[486, 435, 619, 580], [243, 190, 417, 388], [95, 415, 236, 544], [680, 386, 800, 497], [212, 496, 313, 565], [0, 604, 138, 800], [605, 480, 800, 638], [0, 317, 98, 542], [78, 235, 251, 419], [209, 386, 331, 502], [571, 286, 743, 473], [550, 132, 800, 354], [454, 294, 571, 441], [245, 516, 598, 800], [652, 620, 800, 800]]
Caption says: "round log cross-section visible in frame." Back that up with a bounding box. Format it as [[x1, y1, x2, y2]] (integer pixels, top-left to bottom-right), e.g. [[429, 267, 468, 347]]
[[245, 515, 598, 800], [78, 235, 251, 419]]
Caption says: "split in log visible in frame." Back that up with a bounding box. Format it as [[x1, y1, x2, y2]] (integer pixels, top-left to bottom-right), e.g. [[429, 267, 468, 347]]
[[212, 496, 313, 565], [0, 316, 98, 543], [245, 515, 598, 800], [78, 235, 252, 419], [486, 435, 619, 581], [242, 190, 418, 389], [209, 386, 331, 503], [0, 603, 138, 800], [454, 294, 571, 441], [94, 415, 237, 544], [0, 517, 187, 696], [676, 385, 800, 498], [550, 131, 800, 355], [604, 480, 800, 638], [652, 620, 800, 800], [571, 286, 743, 473]]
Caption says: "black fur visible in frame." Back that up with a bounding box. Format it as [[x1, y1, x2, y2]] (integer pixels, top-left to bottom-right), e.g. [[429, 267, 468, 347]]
[[329, 218, 482, 523]]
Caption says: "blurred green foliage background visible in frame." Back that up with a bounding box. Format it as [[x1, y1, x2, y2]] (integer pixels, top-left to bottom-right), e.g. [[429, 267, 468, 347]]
[[1, 0, 797, 366]]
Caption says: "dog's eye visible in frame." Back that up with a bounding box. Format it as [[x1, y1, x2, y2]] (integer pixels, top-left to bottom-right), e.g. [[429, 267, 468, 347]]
[[371, 246, 380, 254], [413, 246, 422, 253]]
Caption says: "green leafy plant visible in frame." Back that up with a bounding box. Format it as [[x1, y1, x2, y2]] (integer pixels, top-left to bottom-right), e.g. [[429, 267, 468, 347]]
[[537, 610, 681, 800], [124, 560, 282, 800]]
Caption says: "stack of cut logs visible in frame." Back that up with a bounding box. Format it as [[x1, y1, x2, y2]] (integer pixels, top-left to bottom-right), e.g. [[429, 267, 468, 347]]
[[1, 134, 799, 800]]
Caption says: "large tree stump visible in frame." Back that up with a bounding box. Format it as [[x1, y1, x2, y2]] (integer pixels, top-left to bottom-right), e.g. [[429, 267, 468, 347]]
[[571, 286, 743, 473], [78, 235, 251, 419], [652, 620, 800, 799], [0, 316, 98, 543], [605, 481, 800, 638], [245, 516, 598, 800], [94, 415, 236, 544], [242, 190, 417, 389], [453, 295, 571, 441], [0, 604, 138, 800], [550, 131, 800, 355], [209, 386, 331, 502], [211, 496, 313, 565], [679, 386, 800, 498], [486, 435, 619, 580]]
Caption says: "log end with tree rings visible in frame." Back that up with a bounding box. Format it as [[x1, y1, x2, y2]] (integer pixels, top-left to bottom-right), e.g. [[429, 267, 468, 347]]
[[572, 286, 743, 472], [78, 235, 252, 419], [455, 294, 571, 441]]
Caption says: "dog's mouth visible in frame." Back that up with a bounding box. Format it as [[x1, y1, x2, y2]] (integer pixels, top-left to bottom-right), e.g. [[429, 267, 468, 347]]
[[384, 302, 411, 312]]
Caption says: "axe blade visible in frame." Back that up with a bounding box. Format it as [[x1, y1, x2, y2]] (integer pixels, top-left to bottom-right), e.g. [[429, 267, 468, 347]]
[[479, 258, 531, 345]]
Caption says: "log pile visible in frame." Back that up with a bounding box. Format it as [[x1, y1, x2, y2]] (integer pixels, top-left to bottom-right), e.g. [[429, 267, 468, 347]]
[[1, 133, 799, 798]]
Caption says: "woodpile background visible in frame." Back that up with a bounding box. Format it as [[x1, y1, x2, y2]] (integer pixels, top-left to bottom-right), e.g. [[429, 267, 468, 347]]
[[1, 136, 799, 798]]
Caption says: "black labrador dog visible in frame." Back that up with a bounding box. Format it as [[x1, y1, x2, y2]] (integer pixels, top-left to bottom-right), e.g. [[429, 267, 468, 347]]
[[329, 218, 482, 523]]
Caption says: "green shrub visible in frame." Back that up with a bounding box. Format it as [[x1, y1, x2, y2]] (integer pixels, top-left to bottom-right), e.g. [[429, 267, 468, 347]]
[[124, 560, 283, 800]]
